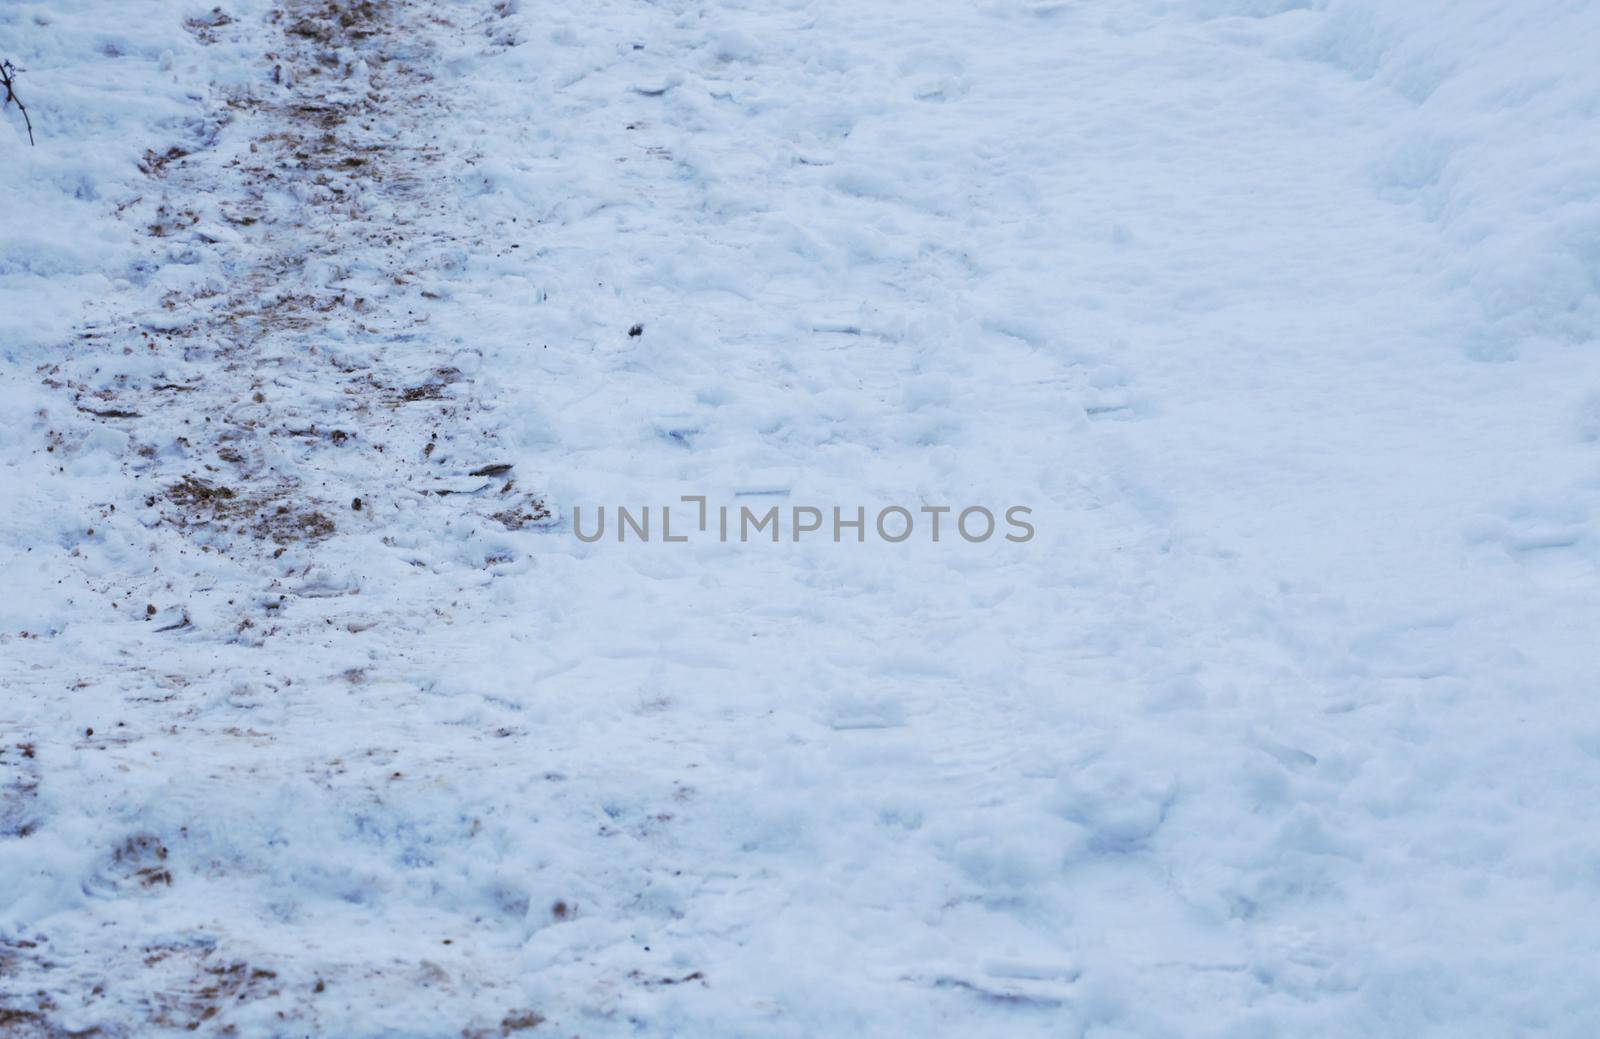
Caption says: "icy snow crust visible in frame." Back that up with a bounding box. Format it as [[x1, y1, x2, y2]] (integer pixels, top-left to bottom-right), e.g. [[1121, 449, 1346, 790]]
[[3, 0, 1600, 1034]]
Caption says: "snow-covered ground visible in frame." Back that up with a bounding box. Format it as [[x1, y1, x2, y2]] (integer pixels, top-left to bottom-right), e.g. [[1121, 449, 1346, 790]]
[[4, 0, 1600, 1034]]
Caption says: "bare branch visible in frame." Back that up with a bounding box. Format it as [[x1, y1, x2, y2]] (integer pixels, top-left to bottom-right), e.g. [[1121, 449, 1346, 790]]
[[2, 60, 35, 147]]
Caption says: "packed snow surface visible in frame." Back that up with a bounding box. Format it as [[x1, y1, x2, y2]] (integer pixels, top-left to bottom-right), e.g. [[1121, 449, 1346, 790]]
[[3, 0, 1600, 1035]]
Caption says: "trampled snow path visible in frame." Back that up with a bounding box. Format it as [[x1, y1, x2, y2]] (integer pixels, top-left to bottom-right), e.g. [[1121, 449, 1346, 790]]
[[4, 0, 1600, 1035]]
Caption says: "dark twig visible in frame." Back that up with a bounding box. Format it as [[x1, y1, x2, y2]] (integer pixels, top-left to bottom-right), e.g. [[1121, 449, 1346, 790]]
[[2, 60, 35, 146]]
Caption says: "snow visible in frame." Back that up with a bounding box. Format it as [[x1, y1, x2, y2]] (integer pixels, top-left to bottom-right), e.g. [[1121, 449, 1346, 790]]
[[3, 0, 1600, 1035]]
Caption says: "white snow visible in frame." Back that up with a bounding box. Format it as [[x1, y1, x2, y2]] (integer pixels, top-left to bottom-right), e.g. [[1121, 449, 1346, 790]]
[[3, 0, 1600, 1035]]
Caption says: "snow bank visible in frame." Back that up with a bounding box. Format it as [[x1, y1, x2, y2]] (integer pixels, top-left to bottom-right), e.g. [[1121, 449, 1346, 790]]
[[1195, 0, 1600, 357], [1286, 0, 1600, 358]]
